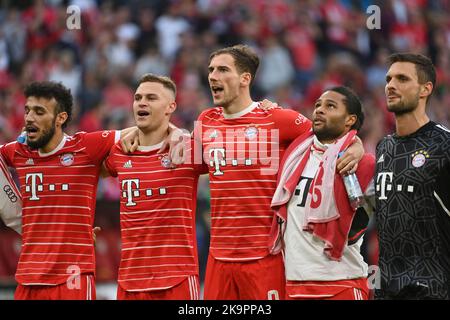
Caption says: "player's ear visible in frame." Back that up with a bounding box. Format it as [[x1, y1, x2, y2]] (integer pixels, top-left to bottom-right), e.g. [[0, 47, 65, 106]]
[[56, 112, 68, 128], [166, 101, 177, 115], [345, 114, 357, 129], [240, 72, 251, 87], [420, 81, 433, 99]]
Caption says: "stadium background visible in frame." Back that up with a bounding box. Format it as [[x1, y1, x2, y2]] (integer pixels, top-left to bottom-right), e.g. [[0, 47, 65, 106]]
[[0, 0, 449, 299]]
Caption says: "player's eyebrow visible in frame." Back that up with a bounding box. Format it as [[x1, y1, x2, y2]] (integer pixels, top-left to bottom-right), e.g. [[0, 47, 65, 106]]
[[24, 105, 47, 111], [315, 98, 338, 106], [386, 72, 411, 82]]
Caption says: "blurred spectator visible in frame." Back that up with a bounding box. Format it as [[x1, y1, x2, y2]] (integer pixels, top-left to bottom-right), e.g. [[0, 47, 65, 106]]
[[79, 102, 105, 133], [134, 7, 158, 57], [102, 74, 133, 111], [319, 0, 352, 51], [0, 32, 9, 72], [22, 0, 62, 50], [155, 1, 191, 62], [48, 49, 81, 97], [133, 46, 169, 82], [257, 36, 295, 95], [77, 70, 103, 116], [1, 9, 27, 72], [367, 48, 389, 90], [284, 8, 321, 93]]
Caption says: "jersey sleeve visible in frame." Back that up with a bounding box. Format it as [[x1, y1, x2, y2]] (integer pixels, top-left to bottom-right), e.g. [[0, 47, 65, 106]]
[[0, 154, 22, 234], [196, 109, 210, 122], [434, 161, 450, 217], [103, 145, 119, 178], [0, 142, 17, 167], [271, 109, 312, 146], [83, 130, 120, 165], [434, 133, 450, 216]]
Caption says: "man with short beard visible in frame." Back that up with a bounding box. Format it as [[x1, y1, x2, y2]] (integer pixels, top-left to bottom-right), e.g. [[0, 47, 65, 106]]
[[269, 87, 375, 300], [375, 53, 450, 299], [0, 81, 137, 300], [198, 44, 365, 300], [104, 74, 207, 300]]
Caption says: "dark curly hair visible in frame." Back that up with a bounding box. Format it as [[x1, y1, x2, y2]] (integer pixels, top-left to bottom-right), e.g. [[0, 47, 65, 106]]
[[327, 86, 365, 131], [24, 81, 73, 129]]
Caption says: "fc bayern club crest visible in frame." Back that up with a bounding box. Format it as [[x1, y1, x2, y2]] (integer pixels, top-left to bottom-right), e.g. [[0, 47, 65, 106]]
[[411, 150, 429, 168], [244, 126, 258, 140], [161, 154, 173, 168], [60, 153, 74, 166]]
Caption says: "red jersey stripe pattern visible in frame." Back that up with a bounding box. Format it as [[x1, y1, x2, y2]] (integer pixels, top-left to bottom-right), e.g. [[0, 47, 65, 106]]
[[104, 142, 206, 292], [198, 103, 311, 261], [0, 131, 119, 285]]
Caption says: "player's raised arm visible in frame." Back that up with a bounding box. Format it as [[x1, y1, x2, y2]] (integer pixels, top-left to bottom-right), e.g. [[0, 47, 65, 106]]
[[336, 136, 364, 174]]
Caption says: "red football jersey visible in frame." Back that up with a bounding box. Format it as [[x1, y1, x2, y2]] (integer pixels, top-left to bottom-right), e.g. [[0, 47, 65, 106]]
[[0, 131, 119, 285], [104, 141, 206, 292], [198, 102, 311, 261]]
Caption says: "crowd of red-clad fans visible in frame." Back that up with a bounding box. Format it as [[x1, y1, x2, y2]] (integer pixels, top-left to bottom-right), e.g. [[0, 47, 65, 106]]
[[1, 0, 450, 289]]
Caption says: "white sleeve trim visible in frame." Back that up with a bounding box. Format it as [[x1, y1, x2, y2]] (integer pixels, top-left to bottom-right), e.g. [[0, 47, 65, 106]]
[[434, 191, 450, 217]]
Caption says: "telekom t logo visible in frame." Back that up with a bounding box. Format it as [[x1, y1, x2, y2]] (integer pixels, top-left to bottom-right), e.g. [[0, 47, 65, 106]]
[[122, 179, 139, 207], [25, 173, 43, 201], [376, 172, 393, 200], [209, 148, 226, 176]]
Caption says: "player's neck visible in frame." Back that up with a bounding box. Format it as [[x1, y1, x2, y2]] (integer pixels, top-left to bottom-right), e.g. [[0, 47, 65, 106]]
[[394, 107, 430, 137], [222, 93, 253, 115], [40, 130, 65, 154], [138, 125, 168, 147], [316, 129, 349, 145]]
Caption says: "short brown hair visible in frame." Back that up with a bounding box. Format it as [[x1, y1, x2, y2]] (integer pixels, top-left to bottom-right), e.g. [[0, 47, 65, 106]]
[[138, 73, 177, 98], [388, 53, 436, 87], [209, 44, 260, 84]]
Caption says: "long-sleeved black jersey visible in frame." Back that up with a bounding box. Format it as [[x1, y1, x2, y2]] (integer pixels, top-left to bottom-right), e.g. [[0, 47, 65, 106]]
[[375, 121, 450, 299]]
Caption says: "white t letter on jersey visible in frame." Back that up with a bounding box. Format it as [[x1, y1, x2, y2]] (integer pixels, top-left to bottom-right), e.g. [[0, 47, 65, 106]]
[[376, 172, 393, 200], [26, 173, 43, 201], [122, 179, 140, 207], [209, 148, 226, 176]]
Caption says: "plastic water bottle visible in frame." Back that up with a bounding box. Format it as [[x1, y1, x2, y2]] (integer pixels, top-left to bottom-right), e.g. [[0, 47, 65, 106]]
[[17, 131, 27, 144], [338, 152, 365, 210]]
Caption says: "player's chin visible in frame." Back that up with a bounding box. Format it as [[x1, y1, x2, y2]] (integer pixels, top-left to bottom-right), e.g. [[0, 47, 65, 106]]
[[312, 122, 325, 131], [26, 132, 41, 142], [386, 103, 400, 112]]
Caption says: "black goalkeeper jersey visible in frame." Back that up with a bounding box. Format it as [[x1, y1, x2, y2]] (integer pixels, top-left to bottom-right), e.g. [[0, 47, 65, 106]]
[[375, 121, 450, 300]]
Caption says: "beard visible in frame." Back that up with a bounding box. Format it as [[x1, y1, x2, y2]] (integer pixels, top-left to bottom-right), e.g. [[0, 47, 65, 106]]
[[387, 93, 420, 115], [27, 121, 56, 150], [313, 124, 342, 142]]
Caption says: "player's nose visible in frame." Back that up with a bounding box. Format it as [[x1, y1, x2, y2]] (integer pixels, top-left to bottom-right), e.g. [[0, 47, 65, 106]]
[[24, 111, 35, 123]]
